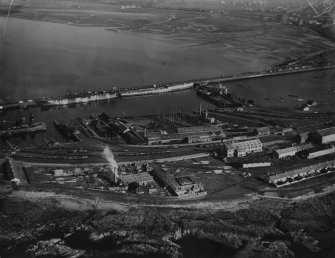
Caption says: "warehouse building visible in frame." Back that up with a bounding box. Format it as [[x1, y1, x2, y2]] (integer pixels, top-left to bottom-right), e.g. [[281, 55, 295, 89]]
[[146, 130, 226, 145], [119, 172, 154, 186], [310, 127, 335, 144], [152, 171, 207, 198], [265, 160, 335, 187], [176, 125, 222, 134], [146, 132, 183, 145], [224, 139, 263, 158], [274, 143, 314, 159], [301, 145, 335, 159], [234, 139, 263, 154], [255, 127, 270, 137], [274, 146, 298, 159]]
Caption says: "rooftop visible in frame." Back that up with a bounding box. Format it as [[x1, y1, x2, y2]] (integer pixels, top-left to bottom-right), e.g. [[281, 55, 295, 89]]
[[317, 127, 335, 137], [306, 145, 334, 154], [256, 127, 270, 133], [268, 159, 335, 182], [275, 146, 298, 155], [177, 125, 221, 134], [119, 172, 153, 185], [175, 176, 194, 186]]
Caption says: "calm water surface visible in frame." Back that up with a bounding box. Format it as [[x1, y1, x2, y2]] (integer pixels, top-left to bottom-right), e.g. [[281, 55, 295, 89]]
[[1, 17, 335, 147]]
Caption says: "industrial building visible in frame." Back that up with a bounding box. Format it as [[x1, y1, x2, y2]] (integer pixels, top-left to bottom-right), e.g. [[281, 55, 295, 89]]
[[152, 170, 207, 198], [301, 145, 335, 159], [176, 125, 222, 134], [274, 143, 314, 159], [146, 129, 226, 145], [310, 127, 335, 144], [224, 143, 246, 157], [255, 127, 270, 137], [119, 172, 154, 186], [274, 146, 298, 159], [265, 160, 335, 187], [224, 139, 263, 158], [242, 162, 272, 168]]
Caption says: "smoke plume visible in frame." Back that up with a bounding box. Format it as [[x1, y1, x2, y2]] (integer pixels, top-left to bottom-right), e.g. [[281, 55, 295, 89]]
[[103, 146, 119, 181]]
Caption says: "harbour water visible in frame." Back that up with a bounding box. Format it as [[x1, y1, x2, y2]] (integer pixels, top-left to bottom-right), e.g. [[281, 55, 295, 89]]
[[1, 16, 335, 148], [0, 90, 211, 147], [1, 16, 334, 103], [0, 17, 266, 102]]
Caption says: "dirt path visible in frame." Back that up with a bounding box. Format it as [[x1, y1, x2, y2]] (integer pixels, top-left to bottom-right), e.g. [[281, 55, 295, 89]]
[[10, 189, 258, 212]]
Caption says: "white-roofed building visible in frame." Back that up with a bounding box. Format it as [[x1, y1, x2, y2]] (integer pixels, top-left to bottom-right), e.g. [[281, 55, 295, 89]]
[[274, 146, 298, 159], [224, 139, 262, 157]]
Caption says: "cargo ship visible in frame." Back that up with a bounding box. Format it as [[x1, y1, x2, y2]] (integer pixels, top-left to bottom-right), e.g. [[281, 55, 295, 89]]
[[119, 82, 194, 97], [38, 90, 118, 106], [0, 122, 46, 137], [54, 120, 80, 142]]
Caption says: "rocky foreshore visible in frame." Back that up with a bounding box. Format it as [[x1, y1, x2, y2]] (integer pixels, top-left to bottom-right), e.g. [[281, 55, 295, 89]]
[[0, 193, 335, 258]]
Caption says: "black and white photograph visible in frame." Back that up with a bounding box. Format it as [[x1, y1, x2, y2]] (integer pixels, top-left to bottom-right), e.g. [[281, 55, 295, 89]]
[[0, 0, 335, 257]]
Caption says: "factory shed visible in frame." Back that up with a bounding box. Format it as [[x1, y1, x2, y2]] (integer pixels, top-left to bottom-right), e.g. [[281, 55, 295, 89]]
[[224, 139, 262, 158], [146, 130, 226, 145], [274, 143, 314, 159], [311, 127, 335, 144], [303, 145, 335, 159], [274, 146, 298, 159], [234, 139, 263, 154], [119, 172, 153, 186]]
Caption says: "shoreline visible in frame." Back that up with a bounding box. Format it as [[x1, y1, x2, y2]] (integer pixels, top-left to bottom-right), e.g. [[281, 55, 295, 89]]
[[1, 64, 334, 112]]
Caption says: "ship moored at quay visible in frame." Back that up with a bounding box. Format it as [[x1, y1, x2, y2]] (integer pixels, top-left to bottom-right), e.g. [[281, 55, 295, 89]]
[[0, 82, 196, 111], [38, 82, 195, 106], [118, 82, 195, 97], [0, 122, 47, 137], [37, 90, 118, 106], [2, 63, 335, 112]]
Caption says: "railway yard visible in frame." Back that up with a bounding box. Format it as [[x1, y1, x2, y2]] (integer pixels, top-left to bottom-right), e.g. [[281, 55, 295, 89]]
[[1, 80, 335, 203]]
